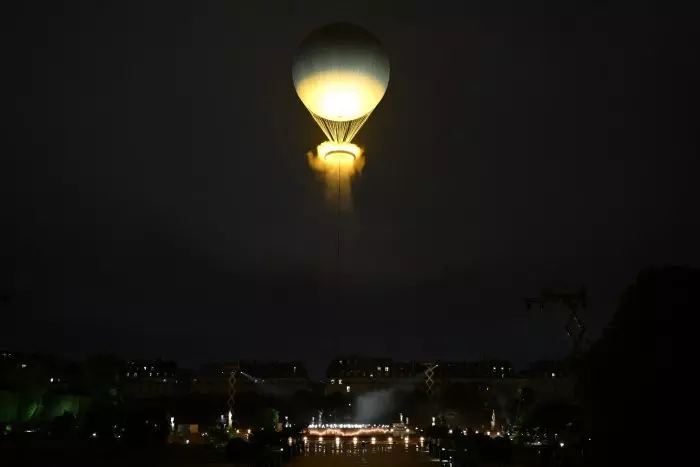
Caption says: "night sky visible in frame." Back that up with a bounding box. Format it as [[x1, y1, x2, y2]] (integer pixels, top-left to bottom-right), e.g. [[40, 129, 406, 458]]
[[6, 3, 698, 377]]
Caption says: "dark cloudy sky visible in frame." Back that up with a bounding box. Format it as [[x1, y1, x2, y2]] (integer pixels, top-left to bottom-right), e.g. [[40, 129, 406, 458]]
[[5, 2, 698, 377]]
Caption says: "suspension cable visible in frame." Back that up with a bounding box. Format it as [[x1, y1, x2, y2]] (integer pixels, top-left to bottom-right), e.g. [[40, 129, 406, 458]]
[[336, 159, 341, 313]]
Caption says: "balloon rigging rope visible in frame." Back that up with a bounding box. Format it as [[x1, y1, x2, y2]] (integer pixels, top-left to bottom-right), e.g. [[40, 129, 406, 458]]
[[311, 113, 373, 144]]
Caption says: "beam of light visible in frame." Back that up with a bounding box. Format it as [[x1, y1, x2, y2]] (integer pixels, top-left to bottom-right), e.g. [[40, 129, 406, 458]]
[[307, 142, 364, 212]]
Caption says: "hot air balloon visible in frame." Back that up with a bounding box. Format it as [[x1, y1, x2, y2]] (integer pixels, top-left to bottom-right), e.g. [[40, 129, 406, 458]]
[[293, 23, 390, 162]]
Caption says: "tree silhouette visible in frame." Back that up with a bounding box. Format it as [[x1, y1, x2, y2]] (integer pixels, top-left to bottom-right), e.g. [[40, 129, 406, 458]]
[[521, 400, 578, 434], [578, 266, 695, 465], [440, 382, 488, 428], [81, 353, 124, 400]]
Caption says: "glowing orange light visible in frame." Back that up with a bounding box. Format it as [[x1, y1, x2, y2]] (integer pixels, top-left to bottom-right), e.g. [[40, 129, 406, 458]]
[[295, 71, 387, 122], [307, 142, 365, 212], [316, 142, 361, 164]]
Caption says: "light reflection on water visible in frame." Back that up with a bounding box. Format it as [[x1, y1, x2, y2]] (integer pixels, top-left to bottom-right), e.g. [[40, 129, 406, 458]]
[[303, 442, 423, 456]]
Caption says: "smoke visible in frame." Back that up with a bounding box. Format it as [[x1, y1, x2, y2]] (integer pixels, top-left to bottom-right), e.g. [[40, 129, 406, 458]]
[[353, 389, 397, 423], [307, 148, 365, 212]]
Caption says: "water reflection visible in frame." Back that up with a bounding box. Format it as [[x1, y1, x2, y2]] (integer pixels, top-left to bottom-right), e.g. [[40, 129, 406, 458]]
[[303, 441, 424, 456]]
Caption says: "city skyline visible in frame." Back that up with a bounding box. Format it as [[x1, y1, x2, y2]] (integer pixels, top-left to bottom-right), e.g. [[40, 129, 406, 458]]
[[1, 349, 568, 381]]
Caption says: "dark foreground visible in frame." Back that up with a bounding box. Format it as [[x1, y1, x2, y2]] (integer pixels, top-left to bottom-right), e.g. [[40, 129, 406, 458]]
[[300, 442, 432, 467], [2, 437, 575, 467], [0, 439, 430, 467]]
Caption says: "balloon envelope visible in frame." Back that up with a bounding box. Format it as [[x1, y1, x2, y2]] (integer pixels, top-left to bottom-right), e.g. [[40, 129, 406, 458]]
[[292, 23, 390, 122]]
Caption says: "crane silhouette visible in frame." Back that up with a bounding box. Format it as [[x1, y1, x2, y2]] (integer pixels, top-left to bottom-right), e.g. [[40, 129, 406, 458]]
[[524, 287, 588, 357]]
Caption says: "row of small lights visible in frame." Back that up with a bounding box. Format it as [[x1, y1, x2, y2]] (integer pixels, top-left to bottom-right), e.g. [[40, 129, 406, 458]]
[[307, 424, 390, 429], [301, 434, 505, 444], [448, 428, 503, 437], [298, 435, 422, 445]]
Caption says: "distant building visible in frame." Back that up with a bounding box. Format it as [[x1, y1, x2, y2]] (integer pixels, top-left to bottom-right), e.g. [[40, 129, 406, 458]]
[[325, 356, 420, 395], [0, 350, 570, 406], [191, 360, 311, 396], [324, 356, 516, 396], [0, 350, 76, 391], [520, 360, 568, 379], [121, 359, 189, 398]]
